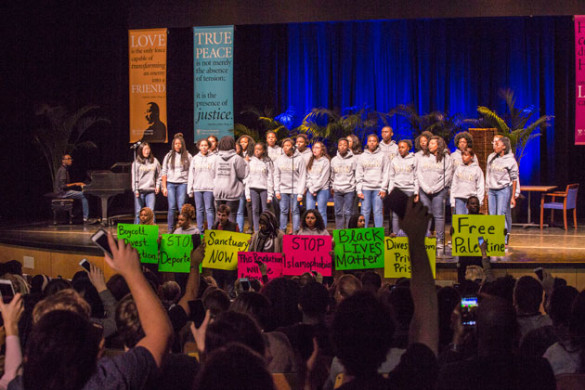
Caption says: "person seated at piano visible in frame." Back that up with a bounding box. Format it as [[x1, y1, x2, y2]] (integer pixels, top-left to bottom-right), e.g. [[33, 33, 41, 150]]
[[172, 204, 200, 235], [161, 133, 192, 233], [132, 142, 161, 224], [54, 154, 91, 223]]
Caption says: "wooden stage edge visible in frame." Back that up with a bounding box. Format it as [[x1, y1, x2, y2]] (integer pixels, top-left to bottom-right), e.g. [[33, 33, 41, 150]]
[[1, 221, 585, 290]]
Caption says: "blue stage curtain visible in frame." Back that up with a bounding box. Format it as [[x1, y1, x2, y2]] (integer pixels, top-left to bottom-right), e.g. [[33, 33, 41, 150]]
[[238, 17, 567, 185]]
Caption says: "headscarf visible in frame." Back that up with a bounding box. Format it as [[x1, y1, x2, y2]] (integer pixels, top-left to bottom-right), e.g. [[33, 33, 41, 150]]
[[139, 207, 155, 225]]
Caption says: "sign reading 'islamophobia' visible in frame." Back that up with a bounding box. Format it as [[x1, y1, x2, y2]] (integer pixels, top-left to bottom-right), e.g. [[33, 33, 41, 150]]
[[193, 26, 234, 141]]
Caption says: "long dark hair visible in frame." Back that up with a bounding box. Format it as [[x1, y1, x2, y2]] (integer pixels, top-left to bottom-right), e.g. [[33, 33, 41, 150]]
[[301, 209, 326, 231], [347, 134, 362, 155], [218, 136, 236, 152], [196, 138, 210, 155], [307, 141, 331, 171], [23, 310, 101, 390], [415, 131, 433, 153], [348, 214, 365, 229], [236, 135, 256, 157], [169, 133, 190, 170], [136, 142, 154, 164], [429, 135, 448, 163]]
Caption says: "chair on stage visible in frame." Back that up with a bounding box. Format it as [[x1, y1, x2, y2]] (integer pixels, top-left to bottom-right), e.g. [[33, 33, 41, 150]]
[[540, 184, 579, 230]]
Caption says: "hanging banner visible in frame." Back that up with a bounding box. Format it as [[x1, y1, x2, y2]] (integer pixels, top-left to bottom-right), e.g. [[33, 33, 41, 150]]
[[129, 29, 168, 144], [193, 25, 234, 141], [576, 16, 585, 145]]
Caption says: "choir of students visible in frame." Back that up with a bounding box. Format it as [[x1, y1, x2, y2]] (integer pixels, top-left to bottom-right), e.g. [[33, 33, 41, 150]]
[[134, 129, 519, 244]]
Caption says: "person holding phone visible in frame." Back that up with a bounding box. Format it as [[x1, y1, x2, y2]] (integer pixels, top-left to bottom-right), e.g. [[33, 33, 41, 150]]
[[416, 135, 453, 250], [132, 142, 161, 225], [356, 134, 389, 228], [188, 138, 216, 232], [161, 133, 192, 233], [305, 141, 331, 227], [387, 140, 418, 236]]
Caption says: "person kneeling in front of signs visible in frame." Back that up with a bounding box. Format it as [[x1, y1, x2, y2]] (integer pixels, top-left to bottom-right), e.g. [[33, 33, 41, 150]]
[[172, 204, 200, 235], [209, 204, 238, 297], [248, 211, 284, 253], [297, 209, 330, 236]]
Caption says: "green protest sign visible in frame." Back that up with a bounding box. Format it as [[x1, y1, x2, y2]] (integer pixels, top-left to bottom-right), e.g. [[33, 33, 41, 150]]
[[117, 223, 159, 264], [384, 237, 436, 278], [332, 227, 385, 270], [202, 230, 250, 270], [158, 234, 193, 273], [451, 215, 505, 256]]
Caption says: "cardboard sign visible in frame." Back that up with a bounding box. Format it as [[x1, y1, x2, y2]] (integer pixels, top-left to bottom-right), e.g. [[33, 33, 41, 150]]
[[332, 228, 385, 270], [384, 237, 437, 278], [282, 235, 332, 276], [451, 215, 506, 256], [117, 224, 159, 264], [203, 230, 250, 270], [158, 234, 193, 273], [237, 252, 283, 281]]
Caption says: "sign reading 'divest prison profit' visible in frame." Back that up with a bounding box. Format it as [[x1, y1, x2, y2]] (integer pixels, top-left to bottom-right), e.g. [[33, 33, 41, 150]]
[[237, 252, 283, 281], [282, 235, 332, 276], [117, 223, 159, 264], [158, 234, 193, 273], [203, 230, 250, 270], [384, 237, 437, 279], [332, 228, 385, 270]]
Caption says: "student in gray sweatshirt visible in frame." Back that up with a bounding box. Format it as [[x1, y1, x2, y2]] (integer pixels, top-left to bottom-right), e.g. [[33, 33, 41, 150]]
[[306, 141, 331, 227], [387, 140, 417, 235], [486, 136, 518, 232], [416, 135, 452, 248], [296, 134, 313, 166], [266, 130, 283, 162], [330, 138, 357, 229], [188, 138, 216, 232], [356, 134, 389, 228], [451, 132, 477, 169], [245, 142, 275, 232], [450, 148, 485, 215], [236, 135, 256, 233], [132, 142, 161, 224], [274, 138, 307, 233], [379, 126, 399, 162], [211, 136, 249, 224], [161, 133, 192, 233]]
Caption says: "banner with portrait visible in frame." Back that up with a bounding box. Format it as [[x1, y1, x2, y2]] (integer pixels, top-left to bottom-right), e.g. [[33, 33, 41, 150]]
[[129, 28, 168, 143], [193, 25, 234, 141]]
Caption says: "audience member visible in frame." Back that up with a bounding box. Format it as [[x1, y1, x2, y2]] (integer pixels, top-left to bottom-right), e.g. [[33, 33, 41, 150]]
[[514, 275, 552, 339]]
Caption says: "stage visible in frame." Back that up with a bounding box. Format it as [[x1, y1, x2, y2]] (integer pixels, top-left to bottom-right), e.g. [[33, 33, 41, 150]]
[[1, 219, 584, 289]]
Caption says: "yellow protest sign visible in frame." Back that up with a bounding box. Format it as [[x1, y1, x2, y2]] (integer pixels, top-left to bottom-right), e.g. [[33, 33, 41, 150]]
[[451, 215, 505, 256], [384, 237, 436, 279], [202, 230, 250, 270]]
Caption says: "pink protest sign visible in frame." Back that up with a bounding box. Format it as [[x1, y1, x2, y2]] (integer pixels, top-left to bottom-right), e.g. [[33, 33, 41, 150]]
[[237, 252, 283, 281], [575, 16, 585, 145], [282, 235, 332, 276]]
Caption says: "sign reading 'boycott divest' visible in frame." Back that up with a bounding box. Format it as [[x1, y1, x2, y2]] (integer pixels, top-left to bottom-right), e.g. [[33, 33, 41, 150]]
[[283, 235, 332, 276], [237, 252, 283, 281], [203, 230, 250, 270], [384, 237, 436, 279], [158, 234, 193, 273], [451, 215, 505, 256], [117, 224, 159, 264], [333, 228, 385, 270]]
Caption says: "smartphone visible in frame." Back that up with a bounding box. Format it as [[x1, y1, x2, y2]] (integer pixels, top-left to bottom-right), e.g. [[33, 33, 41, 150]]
[[91, 229, 115, 258], [478, 236, 485, 247], [0, 280, 15, 304], [239, 278, 251, 291], [387, 188, 410, 220], [79, 258, 91, 272], [461, 296, 479, 327], [534, 267, 544, 281], [189, 299, 206, 327]]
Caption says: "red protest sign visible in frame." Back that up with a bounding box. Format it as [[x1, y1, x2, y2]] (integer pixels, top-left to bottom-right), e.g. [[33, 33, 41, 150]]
[[282, 235, 332, 277], [237, 252, 283, 281]]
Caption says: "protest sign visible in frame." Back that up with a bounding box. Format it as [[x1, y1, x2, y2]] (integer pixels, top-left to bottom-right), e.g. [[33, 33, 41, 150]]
[[237, 252, 283, 280], [283, 235, 332, 276], [332, 228, 385, 270], [117, 223, 159, 264], [203, 230, 250, 270], [158, 234, 192, 273], [451, 215, 505, 256], [384, 237, 436, 278]]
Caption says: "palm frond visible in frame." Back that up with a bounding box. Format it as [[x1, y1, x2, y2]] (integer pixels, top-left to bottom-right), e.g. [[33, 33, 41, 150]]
[[477, 106, 510, 133]]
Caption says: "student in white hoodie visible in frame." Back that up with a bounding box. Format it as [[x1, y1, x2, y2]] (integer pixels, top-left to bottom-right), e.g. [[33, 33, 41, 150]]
[[306, 141, 331, 227], [132, 142, 161, 224], [330, 138, 357, 229], [387, 140, 417, 235], [416, 135, 452, 248], [187, 138, 216, 232], [161, 133, 192, 233], [486, 136, 518, 233], [274, 138, 307, 233], [245, 142, 274, 233], [356, 134, 389, 228], [450, 148, 485, 215]]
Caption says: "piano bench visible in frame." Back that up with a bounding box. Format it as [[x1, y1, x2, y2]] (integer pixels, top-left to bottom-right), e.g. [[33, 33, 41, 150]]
[[51, 199, 74, 225]]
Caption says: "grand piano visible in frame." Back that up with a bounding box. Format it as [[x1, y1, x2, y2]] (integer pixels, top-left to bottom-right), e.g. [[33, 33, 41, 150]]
[[83, 162, 131, 225]]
